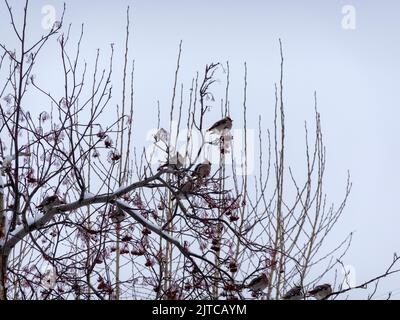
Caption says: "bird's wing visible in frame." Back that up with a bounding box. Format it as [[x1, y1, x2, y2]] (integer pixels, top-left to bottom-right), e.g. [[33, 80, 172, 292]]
[[191, 164, 202, 175], [248, 276, 261, 287], [207, 119, 225, 131], [283, 289, 294, 299], [308, 285, 325, 294], [181, 182, 191, 193], [284, 287, 302, 298], [37, 196, 59, 208], [36, 198, 48, 208]]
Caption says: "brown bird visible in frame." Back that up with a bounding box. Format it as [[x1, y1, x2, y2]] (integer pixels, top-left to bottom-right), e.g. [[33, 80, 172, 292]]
[[247, 273, 269, 292], [308, 283, 332, 300], [36, 195, 65, 213], [207, 117, 233, 134], [282, 285, 304, 300], [192, 160, 211, 179], [158, 153, 185, 171], [109, 208, 126, 224], [172, 178, 196, 201]]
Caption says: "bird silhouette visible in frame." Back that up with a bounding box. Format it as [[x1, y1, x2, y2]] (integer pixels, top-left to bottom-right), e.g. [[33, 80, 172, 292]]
[[191, 160, 211, 179], [247, 273, 269, 292], [207, 117, 233, 134], [307, 283, 332, 300], [282, 285, 304, 300], [171, 178, 196, 201], [36, 195, 65, 213]]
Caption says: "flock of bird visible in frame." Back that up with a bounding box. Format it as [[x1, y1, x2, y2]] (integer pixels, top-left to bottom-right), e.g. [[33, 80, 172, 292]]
[[166, 116, 233, 201], [37, 117, 233, 208], [34, 116, 333, 300], [247, 273, 333, 300]]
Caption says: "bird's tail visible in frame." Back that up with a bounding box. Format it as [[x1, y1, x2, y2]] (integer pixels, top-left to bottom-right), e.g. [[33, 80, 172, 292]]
[[207, 128, 217, 134]]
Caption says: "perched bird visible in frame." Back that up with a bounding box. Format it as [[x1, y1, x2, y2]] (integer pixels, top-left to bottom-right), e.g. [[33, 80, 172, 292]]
[[109, 208, 126, 224], [192, 160, 211, 179], [158, 153, 185, 171], [207, 117, 233, 134], [171, 179, 196, 201], [247, 273, 269, 292], [1, 156, 13, 169], [308, 283, 332, 300], [282, 285, 304, 300], [36, 195, 65, 213], [1, 152, 30, 175]]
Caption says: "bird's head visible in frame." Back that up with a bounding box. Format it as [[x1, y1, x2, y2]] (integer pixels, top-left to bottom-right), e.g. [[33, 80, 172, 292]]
[[318, 284, 331, 291]]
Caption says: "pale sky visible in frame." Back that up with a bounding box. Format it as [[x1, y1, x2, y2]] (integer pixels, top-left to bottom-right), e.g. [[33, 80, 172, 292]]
[[1, 0, 399, 299]]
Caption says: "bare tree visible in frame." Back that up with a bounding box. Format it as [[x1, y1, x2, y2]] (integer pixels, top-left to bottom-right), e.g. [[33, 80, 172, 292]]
[[0, 1, 398, 300]]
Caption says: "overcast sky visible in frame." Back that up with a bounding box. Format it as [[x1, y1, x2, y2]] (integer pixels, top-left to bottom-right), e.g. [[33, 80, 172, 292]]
[[1, 0, 399, 299]]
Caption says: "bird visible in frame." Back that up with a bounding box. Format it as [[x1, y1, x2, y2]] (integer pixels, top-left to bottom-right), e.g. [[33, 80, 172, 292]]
[[1, 152, 30, 175], [36, 195, 65, 213], [109, 208, 126, 224], [191, 160, 211, 179], [158, 153, 185, 171], [171, 178, 196, 201], [282, 285, 304, 300], [307, 283, 332, 300], [1, 155, 13, 168], [207, 117, 233, 134], [247, 273, 269, 292]]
